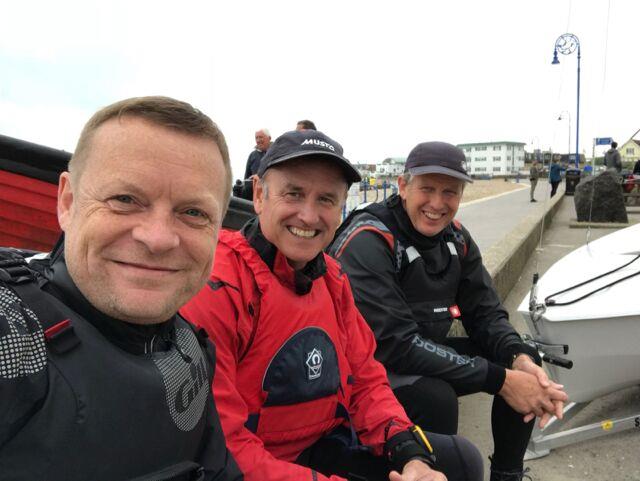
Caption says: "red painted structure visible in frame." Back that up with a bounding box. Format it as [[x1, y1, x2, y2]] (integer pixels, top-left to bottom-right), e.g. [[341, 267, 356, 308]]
[[0, 169, 60, 251], [0, 134, 69, 252]]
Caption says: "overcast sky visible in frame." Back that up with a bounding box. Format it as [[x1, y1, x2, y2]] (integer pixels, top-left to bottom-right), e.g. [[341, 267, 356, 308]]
[[1, 0, 637, 179]]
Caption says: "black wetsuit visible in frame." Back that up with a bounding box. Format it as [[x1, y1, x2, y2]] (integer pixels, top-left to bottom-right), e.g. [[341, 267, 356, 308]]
[[0, 242, 242, 481], [329, 195, 539, 476]]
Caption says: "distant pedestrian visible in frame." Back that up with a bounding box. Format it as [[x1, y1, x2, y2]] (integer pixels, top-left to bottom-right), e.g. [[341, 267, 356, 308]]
[[633, 158, 640, 175], [243, 129, 271, 180], [549, 158, 564, 198], [529, 160, 541, 202], [604, 141, 622, 173], [296, 119, 316, 131], [242, 129, 272, 200]]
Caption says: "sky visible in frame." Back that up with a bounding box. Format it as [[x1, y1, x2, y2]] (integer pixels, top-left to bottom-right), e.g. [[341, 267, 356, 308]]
[[1, 0, 638, 179]]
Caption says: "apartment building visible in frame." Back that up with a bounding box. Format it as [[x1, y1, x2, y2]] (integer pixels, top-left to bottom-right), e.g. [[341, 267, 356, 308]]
[[457, 141, 526, 176]]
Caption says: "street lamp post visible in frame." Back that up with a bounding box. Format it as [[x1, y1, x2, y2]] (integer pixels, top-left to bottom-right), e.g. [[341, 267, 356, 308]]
[[552, 33, 581, 169], [558, 111, 571, 160]]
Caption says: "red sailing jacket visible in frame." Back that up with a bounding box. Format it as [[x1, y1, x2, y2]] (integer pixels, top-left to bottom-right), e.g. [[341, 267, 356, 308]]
[[181, 228, 413, 481]]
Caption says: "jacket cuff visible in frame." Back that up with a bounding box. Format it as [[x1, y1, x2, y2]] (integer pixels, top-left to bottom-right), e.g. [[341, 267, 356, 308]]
[[384, 428, 436, 472], [500, 342, 542, 368], [484, 361, 506, 394]]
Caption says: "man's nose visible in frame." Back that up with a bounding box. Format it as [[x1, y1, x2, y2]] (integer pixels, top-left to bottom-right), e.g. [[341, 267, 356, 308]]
[[428, 192, 446, 210], [297, 200, 320, 225], [131, 210, 180, 253]]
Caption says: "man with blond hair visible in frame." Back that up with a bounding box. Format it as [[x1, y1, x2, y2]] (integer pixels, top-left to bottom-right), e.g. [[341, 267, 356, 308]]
[[0, 96, 242, 481], [330, 141, 567, 481]]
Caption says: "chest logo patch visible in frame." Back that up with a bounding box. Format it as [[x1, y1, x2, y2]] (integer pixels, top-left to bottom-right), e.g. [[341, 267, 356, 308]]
[[306, 348, 323, 380]]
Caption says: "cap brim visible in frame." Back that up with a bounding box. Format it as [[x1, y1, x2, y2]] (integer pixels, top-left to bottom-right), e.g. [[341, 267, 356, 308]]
[[408, 165, 474, 183], [265, 150, 362, 183]]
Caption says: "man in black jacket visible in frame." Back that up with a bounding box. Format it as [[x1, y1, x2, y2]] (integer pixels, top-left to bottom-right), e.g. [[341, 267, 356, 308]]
[[243, 129, 272, 180], [604, 141, 622, 173], [329, 141, 567, 481], [0, 96, 242, 481]]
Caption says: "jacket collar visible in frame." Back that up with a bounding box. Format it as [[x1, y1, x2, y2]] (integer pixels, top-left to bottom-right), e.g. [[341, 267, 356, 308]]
[[41, 236, 176, 354]]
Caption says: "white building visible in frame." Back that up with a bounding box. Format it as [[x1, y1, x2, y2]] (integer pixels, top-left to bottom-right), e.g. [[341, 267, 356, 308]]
[[376, 157, 405, 176], [353, 163, 377, 178], [457, 141, 526, 176]]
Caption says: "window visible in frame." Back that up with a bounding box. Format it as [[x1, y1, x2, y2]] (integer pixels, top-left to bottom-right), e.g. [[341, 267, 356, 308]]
[[493, 166, 501, 172], [493, 145, 502, 151], [475, 157, 487, 162], [475, 146, 487, 151], [474, 167, 487, 172], [507, 156, 511, 161], [493, 156, 501, 161], [627, 148, 635, 155]]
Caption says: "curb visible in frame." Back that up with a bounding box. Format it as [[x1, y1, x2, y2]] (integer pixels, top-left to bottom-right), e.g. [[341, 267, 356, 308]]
[[483, 191, 565, 301]]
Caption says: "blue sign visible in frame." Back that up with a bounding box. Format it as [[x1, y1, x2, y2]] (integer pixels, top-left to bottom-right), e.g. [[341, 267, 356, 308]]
[[595, 137, 613, 145]]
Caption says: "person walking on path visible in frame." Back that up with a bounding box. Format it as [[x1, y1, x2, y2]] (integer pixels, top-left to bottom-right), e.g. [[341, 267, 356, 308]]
[[549, 158, 564, 198], [529, 160, 541, 202], [604, 141, 622, 173]]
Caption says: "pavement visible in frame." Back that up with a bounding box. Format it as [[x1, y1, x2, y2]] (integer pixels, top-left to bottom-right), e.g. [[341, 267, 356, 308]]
[[453, 187, 640, 480], [456, 179, 548, 253]]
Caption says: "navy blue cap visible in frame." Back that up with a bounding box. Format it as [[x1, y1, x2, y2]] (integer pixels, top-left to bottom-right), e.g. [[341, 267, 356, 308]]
[[405, 142, 473, 183], [257, 130, 361, 184]]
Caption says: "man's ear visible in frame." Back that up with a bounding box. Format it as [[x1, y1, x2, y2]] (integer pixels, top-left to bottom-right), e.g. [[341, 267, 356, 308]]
[[57, 172, 74, 231], [397, 174, 408, 199], [252, 175, 263, 215]]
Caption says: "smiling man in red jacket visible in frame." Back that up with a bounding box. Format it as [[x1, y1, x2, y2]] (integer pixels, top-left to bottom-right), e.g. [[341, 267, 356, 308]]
[[181, 130, 483, 481]]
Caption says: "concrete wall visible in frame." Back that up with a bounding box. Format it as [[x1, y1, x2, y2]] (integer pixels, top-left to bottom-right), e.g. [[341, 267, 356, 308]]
[[483, 192, 565, 301]]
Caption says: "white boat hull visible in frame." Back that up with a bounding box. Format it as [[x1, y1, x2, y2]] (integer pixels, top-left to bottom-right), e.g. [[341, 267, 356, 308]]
[[518, 222, 640, 403]]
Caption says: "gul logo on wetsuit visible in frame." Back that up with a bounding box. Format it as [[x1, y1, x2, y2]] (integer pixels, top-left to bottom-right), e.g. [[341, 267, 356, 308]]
[[155, 328, 209, 431], [175, 356, 208, 413], [306, 348, 323, 380]]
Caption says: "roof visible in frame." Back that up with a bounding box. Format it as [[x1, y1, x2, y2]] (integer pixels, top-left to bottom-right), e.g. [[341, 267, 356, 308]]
[[382, 156, 406, 164], [456, 141, 527, 147]]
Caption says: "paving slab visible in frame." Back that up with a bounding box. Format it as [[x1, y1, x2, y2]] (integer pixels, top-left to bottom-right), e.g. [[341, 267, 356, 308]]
[[457, 180, 559, 253]]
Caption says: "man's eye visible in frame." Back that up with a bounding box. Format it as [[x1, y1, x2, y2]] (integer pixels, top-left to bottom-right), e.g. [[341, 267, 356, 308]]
[[285, 192, 301, 199], [114, 195, 134, 203], [182, 208, 211, 225], [185, 208, 205, 218], [107, 195, 138, 210]]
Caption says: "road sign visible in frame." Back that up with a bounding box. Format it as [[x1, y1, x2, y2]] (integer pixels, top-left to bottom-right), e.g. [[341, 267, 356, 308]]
[[595, 137, 613, 146]]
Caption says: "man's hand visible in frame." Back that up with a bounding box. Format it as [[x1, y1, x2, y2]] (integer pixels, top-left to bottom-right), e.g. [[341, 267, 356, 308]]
[[503, 354, 568, 427], [388, 459, 446, 481]]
